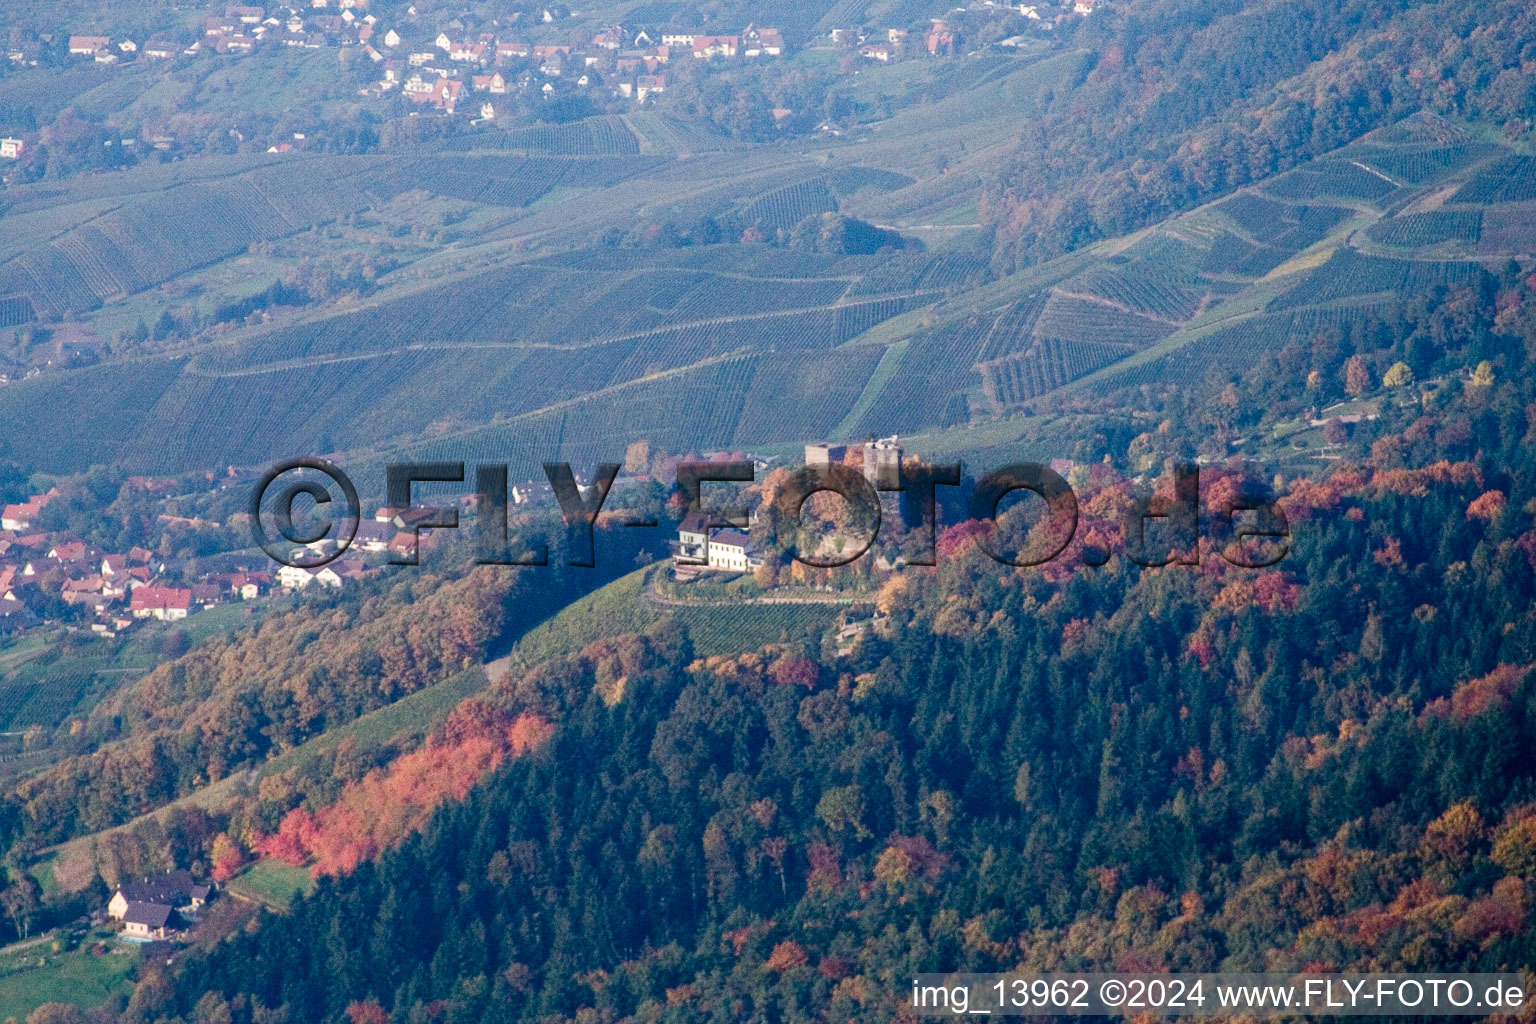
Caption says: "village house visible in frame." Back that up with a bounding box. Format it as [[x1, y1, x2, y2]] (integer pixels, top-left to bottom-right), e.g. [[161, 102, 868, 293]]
[[1, 489, 58, 531], [191, 583, 224, 609], [741, 25, 784, 56], [859, 43, 893, 61], [68, 36, 111, 56], [659, 32, 696, 48], [636, 74, 666, 100], [143, 40, 178, 58], [221, 571, 269, 599], [0, 138, 24, 159], [353, 520, 395, 552], [471, 70, 507, 92], [278, 563, 356, 590], [48, 540, 90, 564], [129, 586, 193, 620], [420, 76, 461, 111], [691, 35, 737, 58]]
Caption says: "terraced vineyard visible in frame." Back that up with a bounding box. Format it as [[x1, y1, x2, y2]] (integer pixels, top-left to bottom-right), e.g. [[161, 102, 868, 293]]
[[1452, 156, 1536, 204], [469, 116, 643, 156], [984, 337, 1134, 406], [0, 658, 112, 731], [1366, 210, 1482, 248], [0, 112, 1530, 476], [0, 156, 382, 322]]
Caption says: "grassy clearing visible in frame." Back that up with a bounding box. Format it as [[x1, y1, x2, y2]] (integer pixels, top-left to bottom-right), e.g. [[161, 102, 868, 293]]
[[227, 860, 314, 912], [0, 931, 135, 1022], [174, 601, 267, 645]]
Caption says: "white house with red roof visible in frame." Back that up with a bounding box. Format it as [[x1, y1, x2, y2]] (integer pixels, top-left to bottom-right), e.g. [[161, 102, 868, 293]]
[[130, 587, 193, 620]]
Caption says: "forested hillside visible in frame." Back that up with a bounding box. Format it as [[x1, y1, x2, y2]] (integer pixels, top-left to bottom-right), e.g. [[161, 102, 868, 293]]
[[2, 0, 1536, 1019], [133, 252, 1536, 1024]]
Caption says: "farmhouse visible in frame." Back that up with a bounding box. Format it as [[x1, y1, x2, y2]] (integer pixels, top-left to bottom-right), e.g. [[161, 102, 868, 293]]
[[108, 870, 211, 918], [0, 138, 23, 159], [108, 870, 211, 940]]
